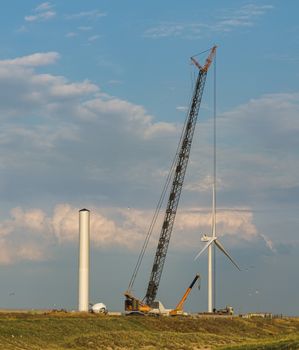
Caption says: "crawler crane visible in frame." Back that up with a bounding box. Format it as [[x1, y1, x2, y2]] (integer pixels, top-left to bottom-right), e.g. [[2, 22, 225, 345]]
[[124, 46, 217, 314]]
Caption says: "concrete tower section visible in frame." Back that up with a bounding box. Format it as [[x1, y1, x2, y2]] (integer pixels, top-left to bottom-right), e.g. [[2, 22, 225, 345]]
[[78, 208, 90, 312]]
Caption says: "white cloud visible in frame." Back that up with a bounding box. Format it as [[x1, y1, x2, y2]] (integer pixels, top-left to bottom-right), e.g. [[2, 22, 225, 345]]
[[0, 207, 52, 265], [10, 207, 48, 232], [237, 4, 274, 17], [176, 207, 257, 238], [0, 203, 260, 265], [0, 51, 297, 268], [178, 91, 299, 207], [0, 52, 60, 67], [0, 54, 158, 137], [145, 23, 190, 38], [25, 2, 56, 22], [25, 11, 56, 22], [144, 4, 273, 39], [142, 22, 199, 39], [50, 80, 99, 97], [35, 2, 53, 12], [143, 122, 178, 139], [65, 10, 106, 20], [0, 240, 15, 265], [52, 204, 143, 248], [80, 97, 159, 134], [65, 32, 77, 38], [0, 53, 297, 202], [88, 35, 101, 42], [215, 92, 299, 192], [176, 106, 188, 112], [0, 51, 180, 206], [0, 204, 144, 265], [185, 176, 225, 193]]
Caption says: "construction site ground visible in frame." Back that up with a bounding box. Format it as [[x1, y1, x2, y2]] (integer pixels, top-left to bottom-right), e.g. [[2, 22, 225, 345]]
[[0, 311, 298, 349]]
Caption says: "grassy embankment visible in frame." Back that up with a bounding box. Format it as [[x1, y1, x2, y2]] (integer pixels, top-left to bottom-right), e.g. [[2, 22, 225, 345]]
[[0, 312, 298, 349]]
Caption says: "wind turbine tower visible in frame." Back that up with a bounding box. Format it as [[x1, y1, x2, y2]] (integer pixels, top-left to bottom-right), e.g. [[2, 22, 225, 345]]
[[194, 51, 240, 313]]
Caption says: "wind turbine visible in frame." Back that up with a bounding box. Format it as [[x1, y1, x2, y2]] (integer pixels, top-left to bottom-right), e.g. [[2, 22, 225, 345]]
[[194, 184, 240, 313], [194, 51, 240, 313]]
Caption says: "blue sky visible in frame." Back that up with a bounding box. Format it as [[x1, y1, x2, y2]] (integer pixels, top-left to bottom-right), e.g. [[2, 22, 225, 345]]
[[0, 1, 298, 315]]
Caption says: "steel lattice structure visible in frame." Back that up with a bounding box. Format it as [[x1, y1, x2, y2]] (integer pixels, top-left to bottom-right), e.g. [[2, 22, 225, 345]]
[[144, 49, 215, 306]]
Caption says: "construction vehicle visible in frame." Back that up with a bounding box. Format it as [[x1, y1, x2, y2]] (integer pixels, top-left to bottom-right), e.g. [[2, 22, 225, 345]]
[[214, 306, 234, 315], [124, 46, 217, 314], [170, 274, 200, 316]]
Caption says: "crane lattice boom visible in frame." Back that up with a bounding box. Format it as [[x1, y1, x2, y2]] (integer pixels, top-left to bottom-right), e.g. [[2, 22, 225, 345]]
[[144, 46, 217, 306]]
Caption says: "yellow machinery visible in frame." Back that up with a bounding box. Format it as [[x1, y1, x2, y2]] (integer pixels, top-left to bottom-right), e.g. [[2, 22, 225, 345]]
[[170, 274, 200, 316], [124, 291, 152, 314]]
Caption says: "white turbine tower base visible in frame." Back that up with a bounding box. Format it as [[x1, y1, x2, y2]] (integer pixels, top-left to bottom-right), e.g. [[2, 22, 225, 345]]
[[194, 233, 241, 312], [78, 208, 90, 312], [194, 186, 240, 313]]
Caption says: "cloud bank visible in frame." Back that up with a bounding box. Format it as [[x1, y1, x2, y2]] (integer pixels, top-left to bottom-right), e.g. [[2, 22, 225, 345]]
[[0, 51, 297, 266], [0, 204, 259, 265]]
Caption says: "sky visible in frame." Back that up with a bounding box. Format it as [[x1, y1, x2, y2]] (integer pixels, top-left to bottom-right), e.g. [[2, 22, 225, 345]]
[[0, 0, 298, 315]]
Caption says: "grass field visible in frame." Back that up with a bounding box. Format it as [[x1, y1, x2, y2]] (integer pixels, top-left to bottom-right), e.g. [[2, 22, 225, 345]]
[[0, 312, 298, 349]]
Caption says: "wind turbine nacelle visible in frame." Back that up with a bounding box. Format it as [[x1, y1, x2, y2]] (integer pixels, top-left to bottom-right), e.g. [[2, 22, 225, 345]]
[[201, 235, 214, 242], [91, 303, 107, 314]]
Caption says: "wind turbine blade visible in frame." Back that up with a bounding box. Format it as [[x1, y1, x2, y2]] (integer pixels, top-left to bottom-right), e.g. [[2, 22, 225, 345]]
[[194, 238, 216, 261], [214, 239, 241, 271]]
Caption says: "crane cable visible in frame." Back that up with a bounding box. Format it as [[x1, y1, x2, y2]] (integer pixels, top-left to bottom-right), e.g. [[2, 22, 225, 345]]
[[192, 47, 215, 59], [127, 75, 195, 292]]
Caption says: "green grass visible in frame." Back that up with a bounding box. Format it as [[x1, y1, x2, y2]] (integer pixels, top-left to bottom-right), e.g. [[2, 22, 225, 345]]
[[0, 313, 298, 349], [221, 336, 299, 350]]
